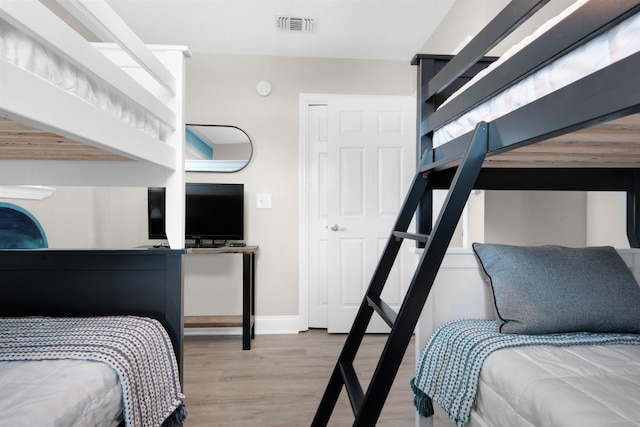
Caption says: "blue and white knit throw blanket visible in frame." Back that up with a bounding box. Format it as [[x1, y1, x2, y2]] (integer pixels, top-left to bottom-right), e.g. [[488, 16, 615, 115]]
[[0, 316, 186, 427], [411, 319, 640, 427]]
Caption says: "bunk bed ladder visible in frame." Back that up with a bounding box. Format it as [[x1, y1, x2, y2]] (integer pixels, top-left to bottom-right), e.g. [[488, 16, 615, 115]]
[[312, 122, 489, 426]]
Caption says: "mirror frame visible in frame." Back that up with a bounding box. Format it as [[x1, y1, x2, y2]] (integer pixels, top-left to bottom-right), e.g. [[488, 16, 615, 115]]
[[185, 124, 253, 173]]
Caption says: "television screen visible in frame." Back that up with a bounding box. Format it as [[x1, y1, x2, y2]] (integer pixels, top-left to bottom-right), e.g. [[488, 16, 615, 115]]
[[148, 183, 244, 245]]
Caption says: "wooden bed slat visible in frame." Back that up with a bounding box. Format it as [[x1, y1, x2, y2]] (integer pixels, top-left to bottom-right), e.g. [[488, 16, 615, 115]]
[[0, 117, 128, 161], [484, 155, 640, 168], [482, 114, 640, 167]]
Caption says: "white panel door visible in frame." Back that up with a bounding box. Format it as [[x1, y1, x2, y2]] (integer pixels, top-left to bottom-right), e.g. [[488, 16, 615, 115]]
[[326, 95, 415, 333]]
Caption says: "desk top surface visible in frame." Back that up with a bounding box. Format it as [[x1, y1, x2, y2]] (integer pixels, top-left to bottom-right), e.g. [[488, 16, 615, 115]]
[[189, 245, 259, 255]]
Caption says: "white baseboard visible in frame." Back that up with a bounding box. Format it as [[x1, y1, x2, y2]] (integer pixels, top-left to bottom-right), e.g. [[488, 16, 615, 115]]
[[183, 315, 301, 336]]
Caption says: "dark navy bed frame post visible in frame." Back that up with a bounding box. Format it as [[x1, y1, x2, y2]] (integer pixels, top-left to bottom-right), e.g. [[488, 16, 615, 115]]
[[412, 54, 497, 242]]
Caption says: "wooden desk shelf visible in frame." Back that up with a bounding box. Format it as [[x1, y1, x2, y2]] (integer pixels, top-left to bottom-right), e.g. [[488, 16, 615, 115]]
[[184, 315, 255, 328]]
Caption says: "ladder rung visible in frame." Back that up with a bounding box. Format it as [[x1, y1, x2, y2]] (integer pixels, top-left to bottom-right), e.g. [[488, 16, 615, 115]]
[[392, 231, 429, 243], [339, 360, 364, 416], [366, 295, 397, 328]]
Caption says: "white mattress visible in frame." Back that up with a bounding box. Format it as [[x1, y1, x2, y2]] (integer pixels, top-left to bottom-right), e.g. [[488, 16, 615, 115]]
[[471, 344, 640, 427], [0, 17, 162, 139], [433, 1, 640, 147], [0, 359, 122, 427]]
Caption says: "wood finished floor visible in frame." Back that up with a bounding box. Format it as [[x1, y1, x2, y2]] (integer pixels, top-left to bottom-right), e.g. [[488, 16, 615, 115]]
[[182, 329, 454, 426]]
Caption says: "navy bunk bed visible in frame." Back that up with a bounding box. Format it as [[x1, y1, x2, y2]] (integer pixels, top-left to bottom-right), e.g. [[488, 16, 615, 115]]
[[312, 0, 640, 425], [415, 0, 640, 247]]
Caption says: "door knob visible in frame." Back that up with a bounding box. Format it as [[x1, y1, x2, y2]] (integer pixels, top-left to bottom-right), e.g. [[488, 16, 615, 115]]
[[330, 224, 340, 231]]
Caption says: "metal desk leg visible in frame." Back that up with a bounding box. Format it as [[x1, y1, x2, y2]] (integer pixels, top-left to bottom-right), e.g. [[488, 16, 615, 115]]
[[250, 253, 255, 339], [242, 252, 254, 350]]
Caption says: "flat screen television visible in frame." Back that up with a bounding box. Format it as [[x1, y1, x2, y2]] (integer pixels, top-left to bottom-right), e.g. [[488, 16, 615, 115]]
[[148, 183, 244, 247]]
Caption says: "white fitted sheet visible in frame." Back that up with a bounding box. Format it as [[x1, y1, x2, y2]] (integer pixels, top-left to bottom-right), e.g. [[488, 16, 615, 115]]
[[433, 1, 640, 147], [0, 359, 122, 427], [471, 344, 640, 427]]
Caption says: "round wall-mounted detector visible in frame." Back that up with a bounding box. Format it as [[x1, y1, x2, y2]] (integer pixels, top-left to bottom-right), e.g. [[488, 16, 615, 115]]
[[256, 80, 272, 96]]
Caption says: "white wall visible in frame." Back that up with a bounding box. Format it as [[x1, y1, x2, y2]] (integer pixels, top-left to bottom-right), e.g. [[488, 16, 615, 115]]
[[484, 191, 588, 246], [437, 189, 627, 250], [183, 54, 416, 321], [0, 187, 148, 248], [586, 192, 629, 248], [1, 54, 415, 329]]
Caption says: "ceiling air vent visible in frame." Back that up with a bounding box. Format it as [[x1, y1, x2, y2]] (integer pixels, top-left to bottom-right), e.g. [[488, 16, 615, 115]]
[[276, 16, 317, 33]]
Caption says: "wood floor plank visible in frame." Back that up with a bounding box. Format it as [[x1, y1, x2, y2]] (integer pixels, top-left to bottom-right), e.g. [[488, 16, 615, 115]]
[[182, 329, 454, 426]]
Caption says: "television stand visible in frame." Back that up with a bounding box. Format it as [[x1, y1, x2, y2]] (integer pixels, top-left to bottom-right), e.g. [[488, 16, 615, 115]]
[[183, 245, 259, 350]]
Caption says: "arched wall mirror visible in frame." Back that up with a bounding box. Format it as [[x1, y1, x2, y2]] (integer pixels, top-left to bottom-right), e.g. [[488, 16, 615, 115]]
[[185, 125, 253, 172]]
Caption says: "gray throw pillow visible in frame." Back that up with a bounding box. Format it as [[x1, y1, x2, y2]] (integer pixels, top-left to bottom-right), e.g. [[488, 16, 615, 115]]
[[472, 243, 640, 334]]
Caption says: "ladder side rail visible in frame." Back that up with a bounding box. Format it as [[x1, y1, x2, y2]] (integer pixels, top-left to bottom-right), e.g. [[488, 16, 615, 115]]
[[353, 122, 489, 426], [366, 171, 432, 297], [311, 171, 431, 426], [360, 171, 433, 326]]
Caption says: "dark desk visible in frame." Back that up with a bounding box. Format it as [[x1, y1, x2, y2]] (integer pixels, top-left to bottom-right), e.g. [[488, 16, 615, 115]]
[[183, 245, 258, 350]]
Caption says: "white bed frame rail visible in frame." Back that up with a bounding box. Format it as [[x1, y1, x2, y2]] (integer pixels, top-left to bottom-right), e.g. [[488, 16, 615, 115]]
[[59, 0, 178, 96], [0, 0, 184, 165], [415, 247, 640, 427]]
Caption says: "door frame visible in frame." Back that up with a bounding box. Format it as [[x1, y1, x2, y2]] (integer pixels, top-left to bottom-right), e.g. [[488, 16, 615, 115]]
[[298, 93, 328, 332]]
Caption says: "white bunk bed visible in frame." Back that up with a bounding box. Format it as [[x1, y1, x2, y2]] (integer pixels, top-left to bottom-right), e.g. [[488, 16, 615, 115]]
[[0, 2, 190, 425], [0, 0, 190, 248]]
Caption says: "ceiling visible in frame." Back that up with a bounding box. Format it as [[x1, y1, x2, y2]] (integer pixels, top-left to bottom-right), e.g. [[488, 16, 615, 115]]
[[104, 0, 458, 61]]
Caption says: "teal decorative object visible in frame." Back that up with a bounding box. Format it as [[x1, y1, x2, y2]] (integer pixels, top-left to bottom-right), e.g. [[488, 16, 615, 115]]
[[0, 203, 48, 248]]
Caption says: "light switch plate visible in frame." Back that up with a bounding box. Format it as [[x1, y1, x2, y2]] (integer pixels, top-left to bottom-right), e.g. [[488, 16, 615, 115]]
[[257, 193, 272, 209]]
